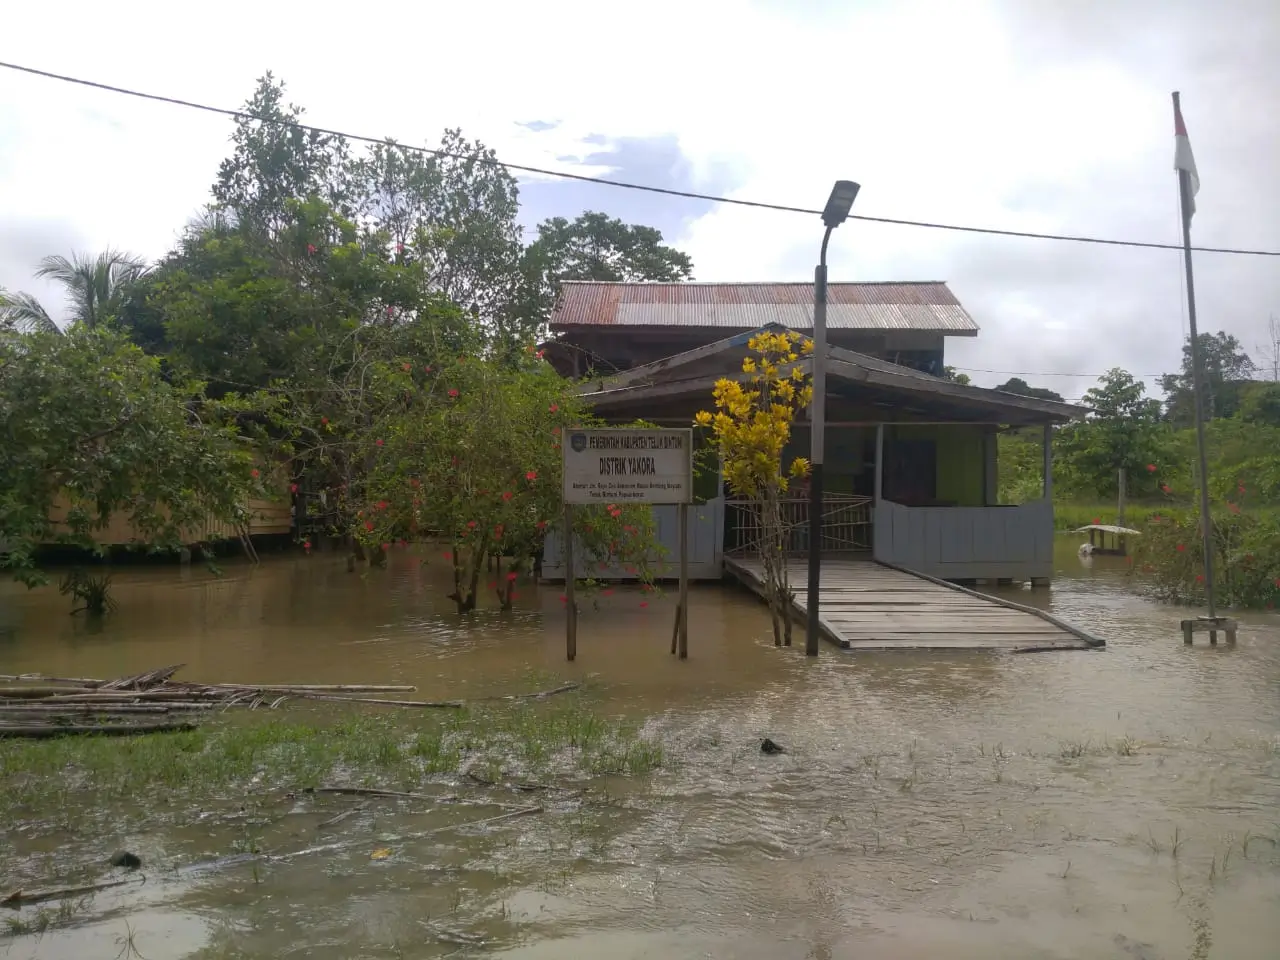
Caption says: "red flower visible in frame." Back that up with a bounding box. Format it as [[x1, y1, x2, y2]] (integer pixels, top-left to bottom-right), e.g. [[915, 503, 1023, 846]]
[[552, 427, 561, 436], [402, 362, 412, 372], [502, 491, 513, 501], [559, 594, 567, 603], [1146, 464, 1157, 473], [303, 540, 312, 550], [1161, 484, 1171, 494], [377, 500, 388, 510], [536, 349, 545, 359], [386, 305, 395, 317], [507, 572, 518, 582], [443, 551, 454, 561], [448, 388, 459, 398], [525, 470, 537, 481], [321, 417, 329, 426], [1228, 502, 1241, 514], [494, 524, 504, 538], [549, 403, 559, 413], [396, 242, 405, 254], [376, 438, 384, 447], [467, 520, 477, 529], [290, 483, 299, 493], [251, 468, 260, 479], [1196, 574, 1204, 583], [1239, 484, 1247, 494], [381, 542, 390, 552], [1175, 543, 1185, 552], [535, 520, 547, 531], [639, 601, 648, 608], [410, 478, 420, 488], [1092, 516, 1101, 525], [365, 521, 374, 531], [307, 244, 317, 254]]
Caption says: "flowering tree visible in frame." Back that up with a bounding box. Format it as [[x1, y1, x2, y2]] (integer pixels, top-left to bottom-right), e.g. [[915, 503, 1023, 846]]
[[1129, 470, 1280, 608], [358, 351, 661, 613], [694, 330, 813, 645]]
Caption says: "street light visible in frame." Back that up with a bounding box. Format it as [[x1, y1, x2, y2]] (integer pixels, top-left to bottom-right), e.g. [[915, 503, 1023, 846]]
[[807, 179, 860, 657]]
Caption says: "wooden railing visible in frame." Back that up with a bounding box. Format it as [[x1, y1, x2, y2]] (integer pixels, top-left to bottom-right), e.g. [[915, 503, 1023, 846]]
[[725, 494, 873, 557]]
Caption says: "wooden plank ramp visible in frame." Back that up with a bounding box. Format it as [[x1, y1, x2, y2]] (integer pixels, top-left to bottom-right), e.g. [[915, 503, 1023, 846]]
[[723, 557, 1104, 652]]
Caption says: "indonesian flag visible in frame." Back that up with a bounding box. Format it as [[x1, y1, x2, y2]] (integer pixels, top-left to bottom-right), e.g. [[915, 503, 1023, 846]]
[[1174, 97, 1200, 220]]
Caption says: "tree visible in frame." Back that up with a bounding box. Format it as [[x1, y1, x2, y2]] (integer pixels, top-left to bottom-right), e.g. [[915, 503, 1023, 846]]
[[0, 250, 149, 333], [212, 73, 353, 236], [939, 366, 971, 385], [1056, 368, 1167, 499], [695, 330, 813, 647], [515, 211, 694, 337], [1159, 331, 1257, 424], [349, 131, 525, 347], [1239, 381, 1280, 427], [994, 376, 1064, 403], [354, 353, 661, 613], [0, 327, 256, 586]]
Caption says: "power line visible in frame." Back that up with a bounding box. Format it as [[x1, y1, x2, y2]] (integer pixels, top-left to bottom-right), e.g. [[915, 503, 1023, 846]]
[[953, 365, 1165, 379], [4, 59, 1280, 259]]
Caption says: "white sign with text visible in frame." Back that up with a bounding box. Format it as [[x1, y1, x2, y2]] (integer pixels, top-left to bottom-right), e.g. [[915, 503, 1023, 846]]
[[562, 428, 693, 505]]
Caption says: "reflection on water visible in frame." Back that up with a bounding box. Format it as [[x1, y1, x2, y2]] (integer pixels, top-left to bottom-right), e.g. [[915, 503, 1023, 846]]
[[2, 539, 1279, 959]]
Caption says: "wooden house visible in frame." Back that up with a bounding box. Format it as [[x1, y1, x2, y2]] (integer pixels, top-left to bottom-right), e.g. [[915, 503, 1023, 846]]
[[542, 281, 1087, 587]]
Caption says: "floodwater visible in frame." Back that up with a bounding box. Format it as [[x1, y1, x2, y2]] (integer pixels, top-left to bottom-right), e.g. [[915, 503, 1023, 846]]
[[2, 541, 1279, 959]]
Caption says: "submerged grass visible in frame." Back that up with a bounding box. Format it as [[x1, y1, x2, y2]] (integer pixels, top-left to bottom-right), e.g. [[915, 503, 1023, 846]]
[[0, 695, 665, 817]]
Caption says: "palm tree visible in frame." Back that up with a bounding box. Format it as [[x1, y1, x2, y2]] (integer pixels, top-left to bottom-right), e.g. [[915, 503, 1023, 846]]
[[0, 249, 150, 334], [0, 287, 58, 334]]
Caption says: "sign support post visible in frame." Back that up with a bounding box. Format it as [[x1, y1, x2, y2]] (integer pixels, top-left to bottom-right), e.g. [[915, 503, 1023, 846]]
[[677, 501, 689, 659], [563, 502, 577, 661]]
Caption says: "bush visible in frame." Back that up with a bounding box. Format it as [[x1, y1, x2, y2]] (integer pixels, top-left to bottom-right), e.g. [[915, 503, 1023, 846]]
[[1129, 501, 1280, 609]]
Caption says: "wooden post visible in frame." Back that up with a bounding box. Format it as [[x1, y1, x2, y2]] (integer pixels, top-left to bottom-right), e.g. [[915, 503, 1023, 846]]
[[1117, 466, 1127, 527], [678, 501, 689, 659], [563, 504, 577, 661]]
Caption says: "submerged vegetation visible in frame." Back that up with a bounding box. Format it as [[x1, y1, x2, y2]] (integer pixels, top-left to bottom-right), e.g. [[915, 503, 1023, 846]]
[[0, 696, 665, 818]]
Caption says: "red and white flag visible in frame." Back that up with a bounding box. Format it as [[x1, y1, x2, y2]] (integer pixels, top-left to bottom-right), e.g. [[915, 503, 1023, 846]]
[[1174, 98, 1200, 220]]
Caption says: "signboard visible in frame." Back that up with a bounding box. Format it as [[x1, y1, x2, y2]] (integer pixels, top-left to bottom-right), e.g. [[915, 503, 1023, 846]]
[[562, 428, 693, 505]]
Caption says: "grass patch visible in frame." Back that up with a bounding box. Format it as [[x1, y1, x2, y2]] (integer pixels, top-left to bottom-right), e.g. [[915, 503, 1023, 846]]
[[0, 696, 665, 818]]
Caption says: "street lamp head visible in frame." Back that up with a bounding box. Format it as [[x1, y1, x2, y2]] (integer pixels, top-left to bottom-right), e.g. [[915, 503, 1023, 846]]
[[821, 180, 861, 228]]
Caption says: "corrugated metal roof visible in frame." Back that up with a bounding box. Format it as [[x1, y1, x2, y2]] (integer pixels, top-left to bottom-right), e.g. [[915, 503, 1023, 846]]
[[550, 281, 979, 334]]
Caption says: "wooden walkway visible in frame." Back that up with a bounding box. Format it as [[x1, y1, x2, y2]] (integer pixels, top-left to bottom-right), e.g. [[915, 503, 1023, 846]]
[[724, 557, 1103, 652]]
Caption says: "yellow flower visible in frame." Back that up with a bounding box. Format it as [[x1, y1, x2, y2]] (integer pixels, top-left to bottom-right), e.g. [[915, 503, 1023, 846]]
[[789, 457, 811, 478], [694, 410, 713, 427]]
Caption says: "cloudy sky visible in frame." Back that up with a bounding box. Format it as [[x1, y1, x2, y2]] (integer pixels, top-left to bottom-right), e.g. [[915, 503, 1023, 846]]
[[2, 0, 1277, 400]]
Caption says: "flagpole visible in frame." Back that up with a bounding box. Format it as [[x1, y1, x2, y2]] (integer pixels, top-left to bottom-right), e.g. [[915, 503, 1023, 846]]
[[1172, 90, 1217, 619]]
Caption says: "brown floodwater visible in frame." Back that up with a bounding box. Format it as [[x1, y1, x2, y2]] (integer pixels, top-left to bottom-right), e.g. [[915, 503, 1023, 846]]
[[2, 541, 1279, 959]]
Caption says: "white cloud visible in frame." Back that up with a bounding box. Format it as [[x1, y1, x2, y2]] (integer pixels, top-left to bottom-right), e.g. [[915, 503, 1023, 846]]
[[2, 0, 1277, 399]]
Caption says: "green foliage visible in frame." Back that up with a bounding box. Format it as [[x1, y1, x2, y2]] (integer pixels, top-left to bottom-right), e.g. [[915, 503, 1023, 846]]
[[994, 377, 1064, 403], [1054, 368, 1168, 499], [1130, 501, 1280, 609], [940, 365, 971, 385], [1238, 381, 1280, 426], [1159, 331, 1256, 424], [356, 356, 662, 613], [1, 249, 149, 334], [516, 211, 694, 332], [0, 327, 255, 585]]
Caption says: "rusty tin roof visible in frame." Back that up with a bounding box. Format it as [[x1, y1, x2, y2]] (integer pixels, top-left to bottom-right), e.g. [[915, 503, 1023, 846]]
[[549, 281, 979, 335]]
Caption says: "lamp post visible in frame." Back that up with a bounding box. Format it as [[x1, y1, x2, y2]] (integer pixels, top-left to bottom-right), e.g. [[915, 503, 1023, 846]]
[[806, 179, 861, 657]]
